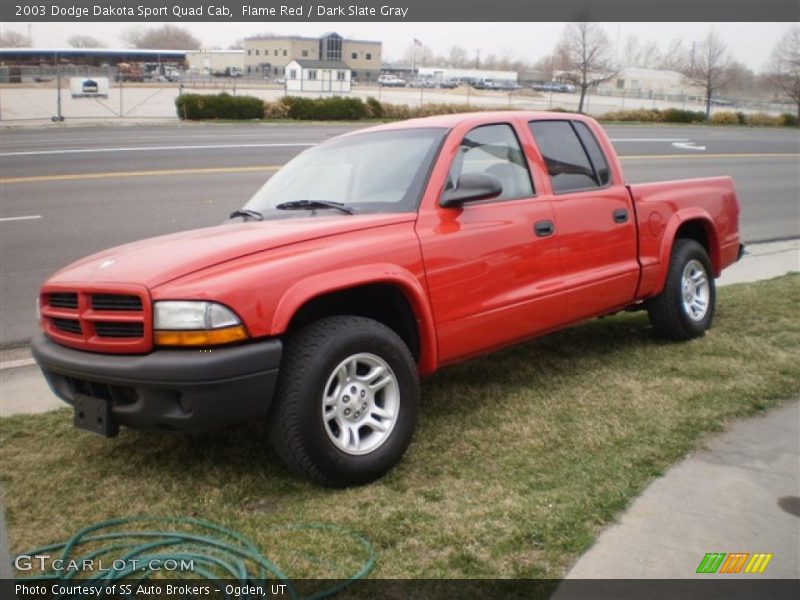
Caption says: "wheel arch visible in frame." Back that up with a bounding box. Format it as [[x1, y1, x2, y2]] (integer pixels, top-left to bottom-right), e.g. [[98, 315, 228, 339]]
[[654, 210, 721, 295], [271, 264, 438, 375]]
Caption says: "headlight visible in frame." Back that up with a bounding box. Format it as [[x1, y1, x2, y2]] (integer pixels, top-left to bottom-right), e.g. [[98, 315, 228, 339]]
[[153, 301, 248, 346]]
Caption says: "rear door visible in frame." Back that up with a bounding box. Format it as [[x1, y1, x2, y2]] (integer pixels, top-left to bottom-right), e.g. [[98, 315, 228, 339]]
[[527, 119, 639, 320], [416, 121, 564, 365]]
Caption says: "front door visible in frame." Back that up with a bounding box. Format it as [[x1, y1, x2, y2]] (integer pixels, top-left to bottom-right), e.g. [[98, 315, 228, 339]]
[[416, 122, 565, 365]]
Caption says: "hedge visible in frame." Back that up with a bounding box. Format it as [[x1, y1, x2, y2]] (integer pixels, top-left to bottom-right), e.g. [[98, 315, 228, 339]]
[[280, 96, 369, 120], [177, 93, 797, 127], [599, 107, 795, 126], [175, 93, 265, 120]]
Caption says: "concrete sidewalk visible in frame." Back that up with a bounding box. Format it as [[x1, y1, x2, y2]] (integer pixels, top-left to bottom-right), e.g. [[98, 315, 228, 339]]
[[566, 401, 800, 579]]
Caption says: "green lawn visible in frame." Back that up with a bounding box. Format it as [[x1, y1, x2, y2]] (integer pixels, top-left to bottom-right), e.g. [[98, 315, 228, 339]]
[[2, 274, 798, 582]]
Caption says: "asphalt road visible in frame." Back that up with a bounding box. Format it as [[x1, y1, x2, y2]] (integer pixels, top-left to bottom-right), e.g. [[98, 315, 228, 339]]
[[1, 123, 798, 346]]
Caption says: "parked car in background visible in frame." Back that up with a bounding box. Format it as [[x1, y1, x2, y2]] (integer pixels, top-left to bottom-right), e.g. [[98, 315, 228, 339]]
[[532, 82, 576, 93], [33, 111, 743, 487], [438, 79, 459, 89], [378, 74, 406, 87], [409, 79, 437, 88]]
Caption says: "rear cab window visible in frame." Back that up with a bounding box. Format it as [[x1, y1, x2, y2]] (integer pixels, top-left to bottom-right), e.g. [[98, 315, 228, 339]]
[[446, 123, 535, 202], [528, 120, 611, 194]]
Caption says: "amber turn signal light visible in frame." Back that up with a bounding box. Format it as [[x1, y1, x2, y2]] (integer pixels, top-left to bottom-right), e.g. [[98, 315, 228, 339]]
[[154, 325, 248, 347]]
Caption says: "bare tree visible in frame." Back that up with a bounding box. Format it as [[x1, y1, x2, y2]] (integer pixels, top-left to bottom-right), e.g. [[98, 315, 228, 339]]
[[122, 25, 201, 50], [659, 39, 688, 72], [768, 26, 800, 125], [0, 30, 31, 47], [622, 36, 662, 69], [683, 29, 734, 120], [67, 35, 106, 48], [447, 45, 469, 68], [531, 54, 556, 81], [554, 22, 618, 113], [403, 42, 434, 69]]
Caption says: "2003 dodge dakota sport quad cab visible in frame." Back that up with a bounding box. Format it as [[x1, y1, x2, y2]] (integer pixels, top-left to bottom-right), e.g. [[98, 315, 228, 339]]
[[33, 112, 743, 486]]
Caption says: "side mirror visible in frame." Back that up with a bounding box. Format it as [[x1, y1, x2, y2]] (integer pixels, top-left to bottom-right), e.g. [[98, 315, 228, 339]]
[[440, 173, 503, 208]]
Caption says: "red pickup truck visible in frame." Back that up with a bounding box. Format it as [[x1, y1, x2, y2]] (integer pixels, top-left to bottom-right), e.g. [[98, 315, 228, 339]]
[[32, 112, 743, 486]]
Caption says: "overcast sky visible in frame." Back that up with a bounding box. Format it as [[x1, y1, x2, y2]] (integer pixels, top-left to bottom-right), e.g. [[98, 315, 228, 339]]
[[7, 22, 792, 71]]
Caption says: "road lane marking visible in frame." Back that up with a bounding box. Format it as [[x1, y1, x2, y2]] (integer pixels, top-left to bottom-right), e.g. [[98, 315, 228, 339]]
[[0, 358, 36, 370], [0, 215, 42, 222], [620, 153, 800, 160], [1, 154, 797, 185], [610, 138, 689, 142], [672, 142, 707, 151], [0, 142, 316, 157], [0, 166, 281, 184]]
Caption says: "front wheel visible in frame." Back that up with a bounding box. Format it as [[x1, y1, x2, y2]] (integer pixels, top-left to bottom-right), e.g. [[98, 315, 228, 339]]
[[647, 239, 716, 340], [267, 316, 420, 487]]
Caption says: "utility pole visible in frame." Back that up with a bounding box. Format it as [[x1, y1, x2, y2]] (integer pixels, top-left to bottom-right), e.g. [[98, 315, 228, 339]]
[[476, 50, 480, 70], [53, 52, 64, 122]]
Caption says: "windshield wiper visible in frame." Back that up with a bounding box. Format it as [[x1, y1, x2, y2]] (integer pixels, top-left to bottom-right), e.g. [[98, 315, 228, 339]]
[[275, 200, 355, 215], [229, 209, 264, 221]]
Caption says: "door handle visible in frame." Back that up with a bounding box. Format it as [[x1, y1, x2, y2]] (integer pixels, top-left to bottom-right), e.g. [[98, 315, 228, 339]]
[[534, 220, 555, 237], [613, 209, 629, 223]]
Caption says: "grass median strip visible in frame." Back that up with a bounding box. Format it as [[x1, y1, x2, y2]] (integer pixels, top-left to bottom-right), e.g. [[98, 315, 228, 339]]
[[1, 274, 798, 579]]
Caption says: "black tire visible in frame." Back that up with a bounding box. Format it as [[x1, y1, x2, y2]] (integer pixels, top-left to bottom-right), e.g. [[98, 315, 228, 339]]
[[267, 316, 420, 487], [647, 239, 716, 340]]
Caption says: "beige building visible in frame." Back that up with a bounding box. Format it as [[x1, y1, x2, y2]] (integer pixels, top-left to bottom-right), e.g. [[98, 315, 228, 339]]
[[244, 32, 381, 82], [186, 49, 244, 75]]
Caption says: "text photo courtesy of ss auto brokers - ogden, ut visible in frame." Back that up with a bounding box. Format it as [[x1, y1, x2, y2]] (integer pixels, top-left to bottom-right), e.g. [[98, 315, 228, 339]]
[[41, 4, 410, 18]]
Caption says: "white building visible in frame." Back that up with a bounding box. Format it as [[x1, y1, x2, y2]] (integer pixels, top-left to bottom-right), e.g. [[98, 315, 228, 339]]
[[285, 59, 351, 93], [186, 49, 244, 75], [595, 67, 702, 98], [416, 66, 518, 84]]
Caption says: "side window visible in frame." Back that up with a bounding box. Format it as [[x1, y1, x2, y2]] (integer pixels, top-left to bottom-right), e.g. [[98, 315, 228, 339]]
[[446, 124, 534, 201], [573, 121, 611, 186], [529, 120, 606, 193]]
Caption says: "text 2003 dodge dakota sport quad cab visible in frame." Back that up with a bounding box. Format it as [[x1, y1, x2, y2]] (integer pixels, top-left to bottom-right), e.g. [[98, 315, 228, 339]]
[[33, 112, 743, 486]]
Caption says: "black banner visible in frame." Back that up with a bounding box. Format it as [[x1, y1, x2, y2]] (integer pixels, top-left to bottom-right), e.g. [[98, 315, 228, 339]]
[[1, 0, 798, 23], [4, 579, 800, 600]]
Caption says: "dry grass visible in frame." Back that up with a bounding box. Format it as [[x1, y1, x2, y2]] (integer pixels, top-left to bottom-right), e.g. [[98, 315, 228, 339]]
[[2, 274, 798, 580]]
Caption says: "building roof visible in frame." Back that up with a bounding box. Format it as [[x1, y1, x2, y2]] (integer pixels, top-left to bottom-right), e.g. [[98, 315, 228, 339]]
[[245, 33, 380, 45], [0, 47, 187, 58], [289, 59, 349, 69], [245, 34, 319, 42], [188, 49, 245, 55]]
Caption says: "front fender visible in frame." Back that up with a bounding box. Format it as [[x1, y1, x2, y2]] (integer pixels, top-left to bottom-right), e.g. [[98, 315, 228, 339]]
[[271, 263, 439, 375]]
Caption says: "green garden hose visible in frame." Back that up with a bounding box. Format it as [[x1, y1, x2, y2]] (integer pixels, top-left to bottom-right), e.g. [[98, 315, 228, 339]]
[[12, 516, 376, 600]]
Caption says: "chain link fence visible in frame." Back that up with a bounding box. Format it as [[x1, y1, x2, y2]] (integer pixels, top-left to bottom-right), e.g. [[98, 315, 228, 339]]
[[1, 66, 792, 122]]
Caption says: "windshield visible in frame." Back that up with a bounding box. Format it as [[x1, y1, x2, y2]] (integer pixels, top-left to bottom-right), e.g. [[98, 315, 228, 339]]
[[242, 127, 447, 217]]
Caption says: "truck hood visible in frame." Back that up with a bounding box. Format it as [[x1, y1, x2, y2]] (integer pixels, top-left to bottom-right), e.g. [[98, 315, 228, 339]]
[[48, 214, 416, 289]]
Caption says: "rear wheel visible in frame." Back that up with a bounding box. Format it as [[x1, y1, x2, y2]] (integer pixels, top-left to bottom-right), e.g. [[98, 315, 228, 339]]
[[267, 316, 420, 487], [647, 239, 716, 340]]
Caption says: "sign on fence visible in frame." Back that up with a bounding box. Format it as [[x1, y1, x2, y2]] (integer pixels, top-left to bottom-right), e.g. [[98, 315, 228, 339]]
[[70, 77, 109, 99]]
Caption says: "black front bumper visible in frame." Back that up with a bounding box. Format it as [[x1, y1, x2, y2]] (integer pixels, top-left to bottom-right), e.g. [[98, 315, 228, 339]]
[[31, 333, 282, 435]]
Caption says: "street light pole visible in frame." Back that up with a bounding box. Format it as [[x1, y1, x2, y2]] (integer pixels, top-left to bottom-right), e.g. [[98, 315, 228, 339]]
[[53, 52, 64, 122]]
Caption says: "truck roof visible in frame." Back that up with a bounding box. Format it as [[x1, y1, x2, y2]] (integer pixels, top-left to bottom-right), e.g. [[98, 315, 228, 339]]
[[347, 110, 590, 136]]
